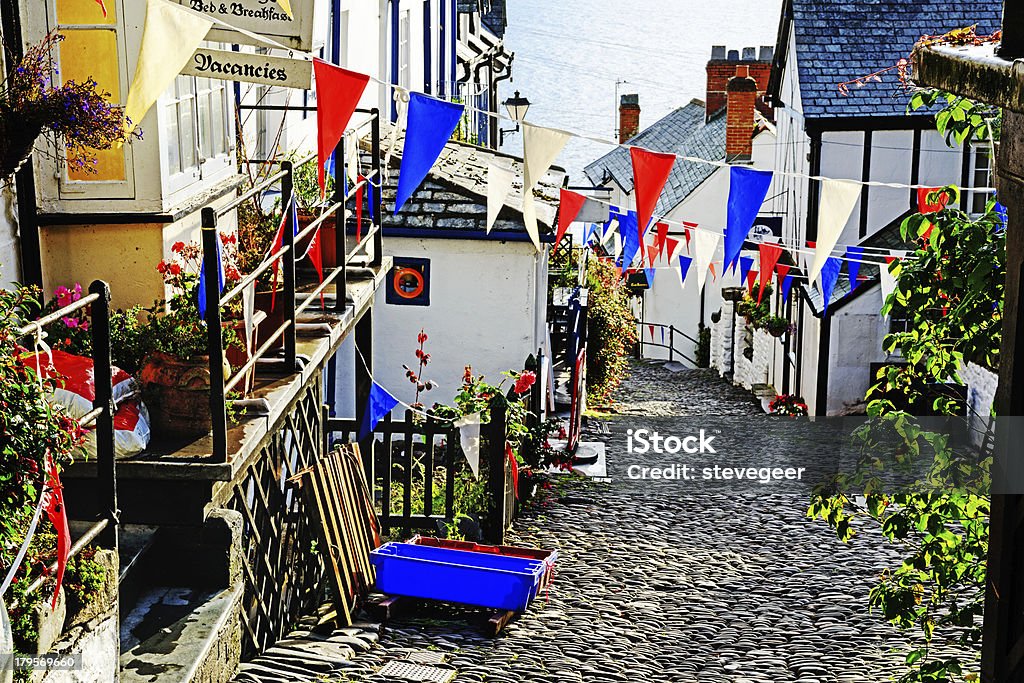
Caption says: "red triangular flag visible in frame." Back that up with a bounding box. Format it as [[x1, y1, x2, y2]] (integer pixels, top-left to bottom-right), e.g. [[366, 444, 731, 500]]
[[746, 269, 759, 295], [649, 324, 655, 340], [664, 237, 680, 263], [630, 147, 676, 241], [655, 222, 670, 258], [507, 444, 520, 500], [314, 59, 370, 199], [646, 243, 660, 268], [682, 222, 696, 252], [776, 264, 791, 289], [758, 243, 783, 304], [884, 256, 897, 265], [43, 460, 70, 609], [94, 0, 108, 16], [307, 228, 326, 308], [555, 189, 587, 252], [709, 262, 717, 281], [269, 210, 290, 312]]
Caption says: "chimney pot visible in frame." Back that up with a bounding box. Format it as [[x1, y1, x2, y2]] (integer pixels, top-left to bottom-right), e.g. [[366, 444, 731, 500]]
[[711, 45, 727, 60], [759, 46, 774, 61], [727, 49, 740, 61], [618, 93, 641, 143], [742, 47, 756, 61]]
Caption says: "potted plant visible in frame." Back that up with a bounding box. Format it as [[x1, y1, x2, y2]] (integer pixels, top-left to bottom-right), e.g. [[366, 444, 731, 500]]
[[234, 200, 291, 350], [0, 32, 140, 180], [769, 394, 809, 417], [137, 245, 243, 438], [765, 315, 793, 338]]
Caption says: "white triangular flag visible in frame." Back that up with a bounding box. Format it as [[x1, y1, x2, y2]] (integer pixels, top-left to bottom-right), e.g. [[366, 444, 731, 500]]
[[694, 230, 721, 292], [522, 123, 571, 251], [486, 163, 516, 234], [809, 179, 862, 285], [612, 230, 623, 260], [124, 0, 214, 134], [879, 262, 898, 311], [453, 413, 483, 477]]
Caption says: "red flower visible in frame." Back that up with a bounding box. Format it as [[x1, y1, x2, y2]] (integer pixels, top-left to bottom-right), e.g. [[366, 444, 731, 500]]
[[171, 241, 186, 253], [417, 330, 428, 344], [514, 371, 537, 394], [156, 260, 168, 274], [169, 263, 182, 276]]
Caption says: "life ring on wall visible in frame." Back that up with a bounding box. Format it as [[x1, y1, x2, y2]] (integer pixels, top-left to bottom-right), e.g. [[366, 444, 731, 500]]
[[393, 267, 425, 299]]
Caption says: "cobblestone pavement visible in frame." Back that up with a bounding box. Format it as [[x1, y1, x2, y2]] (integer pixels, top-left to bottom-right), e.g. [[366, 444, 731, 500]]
[[238, 360, 977, 683]]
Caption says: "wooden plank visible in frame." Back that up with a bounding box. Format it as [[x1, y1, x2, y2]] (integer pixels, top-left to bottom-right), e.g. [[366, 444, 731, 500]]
[[296, 469, 353, 625], [484, 609, 518, 637], [403, 411, 414, 535], [381, 413, 393, 531]]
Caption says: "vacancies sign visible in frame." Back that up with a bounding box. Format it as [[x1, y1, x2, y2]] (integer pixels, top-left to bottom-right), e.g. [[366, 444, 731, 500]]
[[177, 0, 315, 51], [182, 48, 312, 89]]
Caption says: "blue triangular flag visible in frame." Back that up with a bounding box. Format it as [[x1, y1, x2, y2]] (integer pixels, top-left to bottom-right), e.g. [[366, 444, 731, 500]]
[[678, 255, 693, 286], [583, 223, 597, 244], [619, 212, 640, 268], [995, 201, 1007, 232], [819, 257, 842, 316], [646, 267, 656, 286], [845, 246, 864, 291], [781, 274, 794, 303], [358, 382, 400, 441], [660, 326, 665, 344], [395, 94, 464, 214], [197, 236, 225, 319], [739, 256, 755, 288], [724, 167, 773, 272]]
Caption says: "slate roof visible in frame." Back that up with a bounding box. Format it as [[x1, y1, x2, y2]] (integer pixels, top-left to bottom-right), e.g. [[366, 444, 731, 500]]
[[379, 124, 563, 237], [787, 0, 1002, 119], [481, 0, 507, 39], [803, 211, 915, 316], [583, 100, 733, 216]]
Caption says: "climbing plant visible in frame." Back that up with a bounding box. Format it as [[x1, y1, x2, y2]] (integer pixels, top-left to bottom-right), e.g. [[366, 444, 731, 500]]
[[809, 92, 1003, 683], [585, 258, 637, 404]]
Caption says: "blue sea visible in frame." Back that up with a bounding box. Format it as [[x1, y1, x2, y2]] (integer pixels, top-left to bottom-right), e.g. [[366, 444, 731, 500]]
[[498, 0, 783, 180]]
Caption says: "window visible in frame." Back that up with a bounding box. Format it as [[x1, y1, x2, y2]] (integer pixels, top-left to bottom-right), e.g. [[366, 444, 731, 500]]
[[398, 10, 411, 90], [970, 146, 993, 215], [163, 72, 232, 185]]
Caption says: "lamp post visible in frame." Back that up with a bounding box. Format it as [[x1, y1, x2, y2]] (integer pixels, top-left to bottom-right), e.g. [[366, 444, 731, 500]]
[[498, 90, 531, 146]]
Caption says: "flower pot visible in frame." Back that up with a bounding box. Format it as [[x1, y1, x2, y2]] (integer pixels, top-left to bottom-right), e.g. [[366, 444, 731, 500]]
[[0, 118, 40, 179], [139, 351, 229, 439], [253, 289, 286, 352], [296, 210, 338, 270]]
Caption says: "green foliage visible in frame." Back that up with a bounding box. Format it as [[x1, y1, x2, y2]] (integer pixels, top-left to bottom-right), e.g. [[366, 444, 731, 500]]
[[695, 323, 711, 368], [291, 154, 334, 212], [735, 284, 782, 334], [585, 258, 638, 404], [909, 90, 1000, 147]]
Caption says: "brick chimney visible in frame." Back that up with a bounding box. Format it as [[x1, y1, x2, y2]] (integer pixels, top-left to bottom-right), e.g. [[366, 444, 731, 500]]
[[726, 75, 758, 161], [705, 45, 774, 123], [618, 93, 640, 143]]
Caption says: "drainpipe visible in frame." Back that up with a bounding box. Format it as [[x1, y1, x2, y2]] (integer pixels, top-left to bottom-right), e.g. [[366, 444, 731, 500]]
[[490, 50, 514, 149]]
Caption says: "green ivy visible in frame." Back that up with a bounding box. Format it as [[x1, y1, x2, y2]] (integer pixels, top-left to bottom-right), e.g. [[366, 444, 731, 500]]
[[585, 259, 637, 404]]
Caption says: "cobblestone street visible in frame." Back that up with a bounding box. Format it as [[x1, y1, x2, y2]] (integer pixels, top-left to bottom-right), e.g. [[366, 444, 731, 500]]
[[237, 360, 975, 683]]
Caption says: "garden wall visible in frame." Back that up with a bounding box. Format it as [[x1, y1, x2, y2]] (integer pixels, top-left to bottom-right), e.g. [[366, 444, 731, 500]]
[[961, 361, 998, 448]]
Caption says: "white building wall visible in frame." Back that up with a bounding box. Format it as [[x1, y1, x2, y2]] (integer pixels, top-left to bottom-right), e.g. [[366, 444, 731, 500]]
[[825, 286, 892, 415], [0, 177, 21, 289], [336, 236, 544, 416], [961, 361, 997, 448]]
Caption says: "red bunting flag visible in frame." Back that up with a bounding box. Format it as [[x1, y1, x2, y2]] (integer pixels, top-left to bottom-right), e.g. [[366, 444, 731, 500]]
[[746, 269, 759, 295], [646, 243, 660, 268], [649, 324, 655, 340], [314, 59, 370, 199], [555, 189, 588, 252], [307, 228, 326, 308], [682, 221, 697, 252], [94, 0, 108, 16], [43, 460, 70, 609], [506, 444, 520, 499], [630, 147, 676, 242], [709, 262, 717, 281], [664, 237, 681, 263], [655, 222, 670, 259], [776, 264, 791, 288], [758, 243, 783, 304]]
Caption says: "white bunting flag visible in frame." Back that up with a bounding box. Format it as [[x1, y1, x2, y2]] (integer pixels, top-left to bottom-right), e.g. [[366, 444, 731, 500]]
[[276, 0, 294, 17], [809, 179, 862, 285], [879, 263, 898, 311], [486, 163, 516, 234], [454, 413, 483, 477], [694, 230, 721, 292], [124, 0, 214, 134], [522, 123, 571, 251], [612, 230, 623, 260]]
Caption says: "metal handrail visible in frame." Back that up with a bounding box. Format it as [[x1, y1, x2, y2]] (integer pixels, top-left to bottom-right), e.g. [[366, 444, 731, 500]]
[[636, 320, 699, 365], [200, 109, 385, 462]]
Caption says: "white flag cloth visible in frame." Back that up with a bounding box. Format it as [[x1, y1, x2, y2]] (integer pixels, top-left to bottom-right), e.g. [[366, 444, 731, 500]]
[[612, 230, 623, 260], [522, 123, 571, 251], [694, 230, 721, 292], [276, 0, 293, 17], [240, 280, 257, 392], [879, 262, 898, 311], [124, 0, 213, 134], [486, 163, 516, 234], [453, 413, 483, 477], [810, 179, 862, 285]]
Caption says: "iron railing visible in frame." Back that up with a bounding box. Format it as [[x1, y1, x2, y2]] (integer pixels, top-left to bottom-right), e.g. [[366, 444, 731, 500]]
[[636, 321, 698, 366], [13, 280, 118, 600], [200, 109, 384, 462]]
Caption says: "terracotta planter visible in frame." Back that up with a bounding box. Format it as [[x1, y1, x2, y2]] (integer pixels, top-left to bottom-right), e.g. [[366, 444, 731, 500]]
[[296, 210, 338, 269], [139, 351, 227, 439], [254, 289, 286, 352]]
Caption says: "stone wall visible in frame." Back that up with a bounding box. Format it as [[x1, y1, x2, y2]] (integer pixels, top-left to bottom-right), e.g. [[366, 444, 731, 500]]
[[961, 361, 998, 448], [711, 299, 735, 377]]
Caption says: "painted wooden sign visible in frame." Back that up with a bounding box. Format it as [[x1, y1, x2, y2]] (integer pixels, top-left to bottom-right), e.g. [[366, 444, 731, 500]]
[[182, 48, 313, 89], [176, 0, 315, 51]]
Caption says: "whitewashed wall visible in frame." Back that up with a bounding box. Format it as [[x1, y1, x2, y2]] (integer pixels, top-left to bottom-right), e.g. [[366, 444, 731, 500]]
[[0, 184, 21, 289], [961, 361, 997, 448], [335, 236, 546, 417], [825, 285, 893, 414]]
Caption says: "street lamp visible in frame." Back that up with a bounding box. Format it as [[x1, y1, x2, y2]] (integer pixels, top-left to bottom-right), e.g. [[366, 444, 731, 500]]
[[499, 90, 531, 145]]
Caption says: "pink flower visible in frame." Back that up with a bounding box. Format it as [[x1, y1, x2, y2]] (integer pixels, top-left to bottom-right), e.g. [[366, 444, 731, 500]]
[[514, 371, 537, 394], [62, 317, 79, 329]]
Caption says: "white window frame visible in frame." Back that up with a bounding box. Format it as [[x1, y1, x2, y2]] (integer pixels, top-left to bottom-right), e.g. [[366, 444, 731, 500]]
[[398, 9, 411, 90], [968, 144, 994, 216]]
